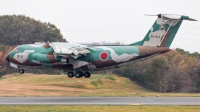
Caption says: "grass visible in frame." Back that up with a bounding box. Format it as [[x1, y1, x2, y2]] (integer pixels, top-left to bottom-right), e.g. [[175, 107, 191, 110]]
[[1, 73, 200, 97], [0, 74, 199, 112], [0, 106, 199, 112], [0, 73, 146, 97]]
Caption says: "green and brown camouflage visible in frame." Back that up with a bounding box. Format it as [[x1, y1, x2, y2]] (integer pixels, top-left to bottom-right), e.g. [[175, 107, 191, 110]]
[[131, 14, 197, 47], [5, 14, 197, 78]]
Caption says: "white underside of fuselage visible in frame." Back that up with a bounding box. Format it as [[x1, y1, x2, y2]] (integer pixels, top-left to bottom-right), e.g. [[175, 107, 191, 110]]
[[10, 62, 43, 69]]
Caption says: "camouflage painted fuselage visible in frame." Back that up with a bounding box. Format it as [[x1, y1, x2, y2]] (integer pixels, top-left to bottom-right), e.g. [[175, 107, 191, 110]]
[[7, 43, 170, 71], [6, 14, 196, 72]]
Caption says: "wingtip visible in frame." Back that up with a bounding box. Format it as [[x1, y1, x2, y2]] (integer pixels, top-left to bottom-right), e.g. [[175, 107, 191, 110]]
[[186, 18, 198, 21]]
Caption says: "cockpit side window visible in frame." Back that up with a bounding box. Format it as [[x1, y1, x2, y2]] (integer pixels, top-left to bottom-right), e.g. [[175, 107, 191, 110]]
[[13, 48, 20, 53]]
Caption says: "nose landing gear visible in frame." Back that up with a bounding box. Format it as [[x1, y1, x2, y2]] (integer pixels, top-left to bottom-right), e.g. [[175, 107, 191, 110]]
[[19, 69, 25, 74]]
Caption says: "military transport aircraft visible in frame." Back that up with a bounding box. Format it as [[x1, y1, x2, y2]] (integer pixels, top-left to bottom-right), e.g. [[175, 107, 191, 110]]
[[6, 14, 197, 78]]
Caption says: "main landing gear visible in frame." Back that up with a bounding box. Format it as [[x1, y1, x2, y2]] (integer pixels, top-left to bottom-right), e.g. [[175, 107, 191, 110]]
[[67, 71, 91, 78]]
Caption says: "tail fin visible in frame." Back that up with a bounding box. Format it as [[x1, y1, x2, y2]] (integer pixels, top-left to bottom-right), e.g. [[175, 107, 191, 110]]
[[131, 14, 197, 47]]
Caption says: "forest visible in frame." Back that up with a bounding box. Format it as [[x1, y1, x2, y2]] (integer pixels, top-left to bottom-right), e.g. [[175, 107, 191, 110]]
[[113, 49, 200, 93], [1, 15, 200, 93]]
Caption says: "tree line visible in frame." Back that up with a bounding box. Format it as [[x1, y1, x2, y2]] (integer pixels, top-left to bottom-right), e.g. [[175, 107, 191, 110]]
[[0, 15, 66, 46], [113, 48, 200, 93]]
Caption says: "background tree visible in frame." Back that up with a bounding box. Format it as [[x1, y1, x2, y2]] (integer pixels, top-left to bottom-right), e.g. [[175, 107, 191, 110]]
[[113, 49, 200, 93], [0, 15, 66, 46]]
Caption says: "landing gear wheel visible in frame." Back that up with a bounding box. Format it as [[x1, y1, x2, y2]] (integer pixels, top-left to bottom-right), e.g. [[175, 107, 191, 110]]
[[74, 71, 83, 78], [84, 72, 91, 78], [19, 69, 25, 74], [67, 72, 74, 78]]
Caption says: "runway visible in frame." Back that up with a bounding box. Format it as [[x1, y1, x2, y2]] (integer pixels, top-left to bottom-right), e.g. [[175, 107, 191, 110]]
[[0, 97, 200, 105]]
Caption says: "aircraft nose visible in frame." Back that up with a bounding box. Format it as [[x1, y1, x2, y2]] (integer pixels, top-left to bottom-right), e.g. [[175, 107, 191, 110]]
[[5, 54, 10, 62]]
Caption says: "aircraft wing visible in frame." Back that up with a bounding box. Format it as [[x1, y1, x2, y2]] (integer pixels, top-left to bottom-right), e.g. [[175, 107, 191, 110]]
[[50, 42, 90, 59]]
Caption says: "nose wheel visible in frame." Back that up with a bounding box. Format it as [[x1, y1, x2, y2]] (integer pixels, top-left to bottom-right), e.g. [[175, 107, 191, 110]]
[[19, 69, 25, 74]]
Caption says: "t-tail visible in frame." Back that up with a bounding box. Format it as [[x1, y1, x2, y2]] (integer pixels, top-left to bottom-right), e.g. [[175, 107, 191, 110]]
[[131, 14, 197, 47]]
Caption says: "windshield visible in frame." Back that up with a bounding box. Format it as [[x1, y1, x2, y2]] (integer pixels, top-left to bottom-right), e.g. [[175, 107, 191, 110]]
[[13, 48, 21, 53]]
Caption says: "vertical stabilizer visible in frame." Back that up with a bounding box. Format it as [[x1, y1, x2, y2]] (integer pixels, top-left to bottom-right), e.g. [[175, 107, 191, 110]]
[[131, 14, 197, 47]]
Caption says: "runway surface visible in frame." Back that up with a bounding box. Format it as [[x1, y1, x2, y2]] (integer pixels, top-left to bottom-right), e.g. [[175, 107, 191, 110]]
[[0, 97, 200, 105]]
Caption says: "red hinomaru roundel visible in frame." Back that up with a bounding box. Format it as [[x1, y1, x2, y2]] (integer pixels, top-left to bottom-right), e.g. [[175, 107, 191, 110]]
[[100, 52, 109, 61]]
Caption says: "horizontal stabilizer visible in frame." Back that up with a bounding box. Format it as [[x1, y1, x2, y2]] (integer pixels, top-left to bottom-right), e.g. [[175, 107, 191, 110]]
[[145, 14, 198, 21], [185, 18, 198, 21]]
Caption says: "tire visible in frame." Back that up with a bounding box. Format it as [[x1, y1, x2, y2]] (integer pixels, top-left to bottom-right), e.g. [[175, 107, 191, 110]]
[[84, 72, 91, 78], [19, 69, 25, 74], [75, 71, 83, 78], [67, 72, 74, 78]]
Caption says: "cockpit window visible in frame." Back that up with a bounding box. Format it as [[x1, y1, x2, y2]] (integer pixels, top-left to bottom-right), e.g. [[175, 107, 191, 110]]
[[13, 48, 20, 53]]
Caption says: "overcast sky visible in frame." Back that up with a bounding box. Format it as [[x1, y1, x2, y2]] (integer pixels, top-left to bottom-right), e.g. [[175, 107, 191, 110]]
[[0, 0, 200, 52]]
